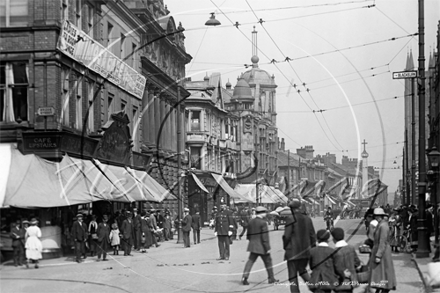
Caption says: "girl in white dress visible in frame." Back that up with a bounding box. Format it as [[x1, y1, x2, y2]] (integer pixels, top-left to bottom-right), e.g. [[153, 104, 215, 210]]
[[25, 218, 43, 269]]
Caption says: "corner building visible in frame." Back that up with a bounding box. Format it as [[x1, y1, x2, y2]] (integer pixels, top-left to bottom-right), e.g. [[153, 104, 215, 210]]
[[226, 54, 278, 186]]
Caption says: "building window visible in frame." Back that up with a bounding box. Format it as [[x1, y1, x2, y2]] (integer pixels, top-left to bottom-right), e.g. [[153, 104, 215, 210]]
[[107, 22, 113, 46], [75, 79, 83, 130], [107, 93, 114, 121], [85, 3, 94, 37], [62, 0, 69, 21], [0, 62, 28, 122], [120, 33, 126, 59], [130, 43, 137, 67], [0, 0, 28, 27], [61, 67, 70, 126], [121, 100, 126, 112], [191, 110, 200, 131], [75, 0, 81, 29], [191, 147, 201, 169], [87, 80, 94, 133]]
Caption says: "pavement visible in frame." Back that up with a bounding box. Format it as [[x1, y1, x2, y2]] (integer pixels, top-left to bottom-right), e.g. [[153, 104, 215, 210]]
[[410, 241, 440, 293], [0, 218, 430, 293]]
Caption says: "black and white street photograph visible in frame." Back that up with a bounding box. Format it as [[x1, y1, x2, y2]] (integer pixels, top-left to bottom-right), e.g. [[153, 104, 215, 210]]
[[0, 0, 439, 292]]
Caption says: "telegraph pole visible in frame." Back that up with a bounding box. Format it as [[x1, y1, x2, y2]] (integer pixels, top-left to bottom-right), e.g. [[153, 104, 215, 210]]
[[411, 76, 416, 205], [416, 0, 429, 258], [176, 81, 183, 244]]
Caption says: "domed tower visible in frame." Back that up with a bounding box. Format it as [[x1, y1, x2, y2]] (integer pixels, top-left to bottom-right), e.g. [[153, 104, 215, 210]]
[[231, 27, 278, 185]]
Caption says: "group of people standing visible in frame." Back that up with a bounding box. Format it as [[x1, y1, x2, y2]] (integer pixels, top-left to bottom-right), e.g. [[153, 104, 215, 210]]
[[10, 218, 43, 269], [69, 208, 176, 263], [236, 199, 397, 293]]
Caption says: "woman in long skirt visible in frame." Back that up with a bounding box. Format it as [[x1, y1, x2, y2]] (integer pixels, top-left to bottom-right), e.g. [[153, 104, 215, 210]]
[[25, 218, 43, 269], [388, 210, 401, 252], [369, 208, 397, 292], [141, 211, 153, 250]]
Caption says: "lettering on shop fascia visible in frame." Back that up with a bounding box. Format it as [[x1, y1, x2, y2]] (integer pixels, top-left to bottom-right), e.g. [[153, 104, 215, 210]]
[[57, 20, 146, 99]]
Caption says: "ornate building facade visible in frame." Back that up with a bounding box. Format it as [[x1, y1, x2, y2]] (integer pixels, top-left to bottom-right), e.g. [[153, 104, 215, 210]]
[[184, 73, 240, 222], [225, 49, 278, 186], [0, 0, 192, 215]]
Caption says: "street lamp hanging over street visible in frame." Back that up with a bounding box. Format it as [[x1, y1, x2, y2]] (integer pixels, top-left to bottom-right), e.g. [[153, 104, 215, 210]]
[[205, 12, 221, 26]]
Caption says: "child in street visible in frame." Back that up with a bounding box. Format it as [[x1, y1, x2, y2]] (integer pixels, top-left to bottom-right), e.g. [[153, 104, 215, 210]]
[[109, 223, 120, 255], [308, 229, 339, 293]]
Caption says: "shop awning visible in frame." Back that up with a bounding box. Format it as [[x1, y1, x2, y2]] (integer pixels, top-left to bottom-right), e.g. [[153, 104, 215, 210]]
[[265, 186, 288, 204], [0, 144, 174, 208], [211, 173, 252, 203], [191, 173, 209, 193], [1, 145, 99, 208], [233, 184, 279, 204], [326, 194, 336, 205]]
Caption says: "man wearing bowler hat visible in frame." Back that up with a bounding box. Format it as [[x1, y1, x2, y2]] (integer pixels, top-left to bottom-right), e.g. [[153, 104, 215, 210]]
[[214, 203, 234, 260], [121, 211, 134, 256], [71, 213, 88, 263], [242, 206, 278, 285], [283, 199, 316, 293], [96, 214, 111, 261]]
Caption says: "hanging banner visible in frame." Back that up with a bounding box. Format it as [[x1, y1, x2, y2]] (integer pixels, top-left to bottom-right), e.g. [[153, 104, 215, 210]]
[[57, 20, 146, 99]]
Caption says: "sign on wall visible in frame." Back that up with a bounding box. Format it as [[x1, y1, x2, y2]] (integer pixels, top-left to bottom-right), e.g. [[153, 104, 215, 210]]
[[57, 21, 146, 99]]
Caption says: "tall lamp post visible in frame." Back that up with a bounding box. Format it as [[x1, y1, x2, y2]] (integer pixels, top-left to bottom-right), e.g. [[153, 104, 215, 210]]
[[176, 13, 222, 243], [427, 146, 440, 250]]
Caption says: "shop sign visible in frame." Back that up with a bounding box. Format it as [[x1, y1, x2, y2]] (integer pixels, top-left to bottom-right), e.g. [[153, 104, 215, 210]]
[[60, 132, 98, 157], [37, 107, 55, 116], [23, 134, 60, 150], [57, 20, 146, 99]]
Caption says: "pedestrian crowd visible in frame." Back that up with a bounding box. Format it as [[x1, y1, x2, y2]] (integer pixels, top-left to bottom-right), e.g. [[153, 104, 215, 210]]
[[7, 200, 440, 292], [234, 199, 402, 293]]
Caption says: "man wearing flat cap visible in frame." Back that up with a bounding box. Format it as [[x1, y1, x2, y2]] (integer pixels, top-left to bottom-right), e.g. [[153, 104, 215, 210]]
[[71, 213, 88, 263], [10, 220, 25, 266], [214, 203, 234, 260], [283, 199, 316, 293], [241, 206, 278, 285]]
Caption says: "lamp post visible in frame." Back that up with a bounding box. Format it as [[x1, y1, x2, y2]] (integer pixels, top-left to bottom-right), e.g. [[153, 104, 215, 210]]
[[416, 0, 429, 258], [428, 146, 440, 249]]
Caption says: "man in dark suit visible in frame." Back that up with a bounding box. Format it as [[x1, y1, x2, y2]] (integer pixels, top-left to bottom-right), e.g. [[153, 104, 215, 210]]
[[192, 209, 202, 245], [10, 220, 25, 266], [283, 199, 316, 293], [71, 213, 88, 263], [214, 203, 234, 260], [182, 208, 192, 248], [96, 214, 111, 261], [121, 211, 134, 256], [132, 208, 142, 251], [242, 206, 279, 285]]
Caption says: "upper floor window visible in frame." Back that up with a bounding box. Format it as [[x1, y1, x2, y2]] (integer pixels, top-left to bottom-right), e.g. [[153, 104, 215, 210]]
[[191, 110, 200, 131], [0, 0, 28, 27], [84, 3, 94, 38], [75, 0, 82, 29], [0, 62, 28, 122]]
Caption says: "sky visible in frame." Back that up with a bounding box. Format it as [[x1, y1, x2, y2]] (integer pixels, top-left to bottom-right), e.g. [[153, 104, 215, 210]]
[[165, 0, 439, 193]]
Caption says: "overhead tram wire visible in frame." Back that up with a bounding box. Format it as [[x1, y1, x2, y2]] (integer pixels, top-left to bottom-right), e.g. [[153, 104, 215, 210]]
[[245, 0, 344, 151], [185, 1, 374, 15], [245, 1, 345, 152], [277, 94, 408, 113], [310, 70, 390, 91]]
